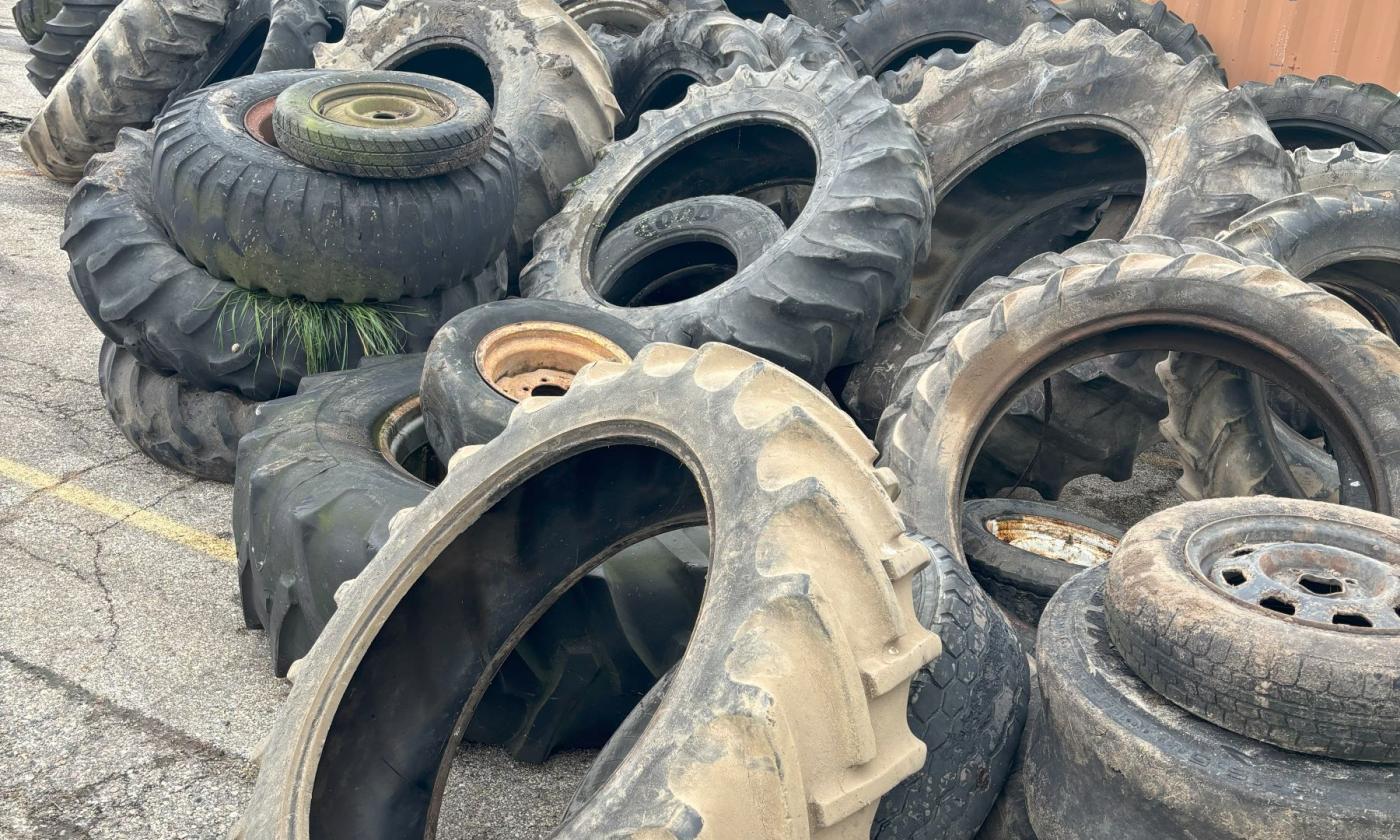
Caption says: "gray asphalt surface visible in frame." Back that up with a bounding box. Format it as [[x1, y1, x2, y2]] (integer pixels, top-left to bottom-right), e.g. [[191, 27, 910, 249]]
[[0, 7, 1186, 838]]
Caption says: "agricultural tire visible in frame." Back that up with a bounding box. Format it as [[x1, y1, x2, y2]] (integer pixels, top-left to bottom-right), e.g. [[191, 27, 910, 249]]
[[1057, 0, 1224, 82], [1294, 143, 1400, 191], [13, 0, 64, 43], [24, 0, 120, 94], [1242, 74, 1400, 152]]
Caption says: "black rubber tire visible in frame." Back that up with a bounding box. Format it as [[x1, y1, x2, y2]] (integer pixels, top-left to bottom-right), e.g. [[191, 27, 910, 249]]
[[151, 71, 515, 302], [254, 0, 346, 75], [314, 0, 621, 274], [1294, 143, 1400, 191], [233, 353, 712, 762], [1161, 181, 1400, 504], [13, 0, 65, 44], [962, 498, 1122, 627], [234, 343, 937, 839], [750, 12, 852, 69], [521, 61, 932, 383], [63, 128, 502, 400], [972, 669, 1039, 840], [420, 299, 650, 462], [1056, 0, 1225, 83], [1105, 498, 1400, 763], [567, 536, 1029, 840], [1242, 74, 1400, 153], [872, 48, 965, 105], [271, 70, 493, 178], [1025, 566, 1400, 839], [98, 339, 256, 483], [877, 249, 1400, 586], [606, 10, 772, 138], [836, 0, 1071, 77], [24, 0, 121, 95], [593, 194, 787, 305]]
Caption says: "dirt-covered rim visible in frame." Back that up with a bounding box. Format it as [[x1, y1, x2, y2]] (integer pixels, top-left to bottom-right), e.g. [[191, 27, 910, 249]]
[[984, 513, 1117, 568], [1189, 514, 1400, 633], [375, 395, 443, 484], [309, 81, 457, 130], [474, 321, 632, 402], [243, 95, 279, 147]]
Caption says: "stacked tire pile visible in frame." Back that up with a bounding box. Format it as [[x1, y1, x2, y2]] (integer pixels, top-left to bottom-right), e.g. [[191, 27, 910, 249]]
[[42, 0, 1400, 836]]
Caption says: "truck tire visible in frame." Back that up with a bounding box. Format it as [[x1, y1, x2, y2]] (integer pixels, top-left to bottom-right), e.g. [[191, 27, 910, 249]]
[[877, 250, 1400, 579], [233, 343, 939, 840], [420, 299, 649, 461], [1025, 566, 1400, 839], [568, 536, 1029, 840], [151, 71, 515, 302], [24, 0, 121, 94], [1105, 498, 1400, 763], [314, 0, 621, 272], [1161, 182, 1400, 503], [233, 353, 711, 762], [521, 61, 932, 383], [99, 339, 256, 482], [1056, 0, 1224, 82], [836, 0, 1071, 78], [1242, 74, 1400, 153], [962, 498, 1121, 627], [63, 129, 500, 400]]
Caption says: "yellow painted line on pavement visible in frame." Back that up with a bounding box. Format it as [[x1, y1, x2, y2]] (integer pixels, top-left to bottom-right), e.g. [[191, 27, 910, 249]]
[[0, 456, 236, 561]]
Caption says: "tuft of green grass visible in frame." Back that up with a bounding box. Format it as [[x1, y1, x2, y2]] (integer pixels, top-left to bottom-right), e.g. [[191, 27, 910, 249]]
[[211, 287, 417, 376]]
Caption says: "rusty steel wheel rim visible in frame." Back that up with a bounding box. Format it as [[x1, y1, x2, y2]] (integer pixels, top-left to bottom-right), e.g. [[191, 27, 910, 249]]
[[984, 513, 1118, 568], [244, 96, 279, 147], [474, 321, 632, 402]]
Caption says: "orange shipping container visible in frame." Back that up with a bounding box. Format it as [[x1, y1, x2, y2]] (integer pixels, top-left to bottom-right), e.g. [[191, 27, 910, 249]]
[[1148, 0, 1399, 89]]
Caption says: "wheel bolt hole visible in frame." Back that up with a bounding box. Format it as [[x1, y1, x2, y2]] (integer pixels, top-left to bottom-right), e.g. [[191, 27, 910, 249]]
[[372, 112, 396, 120], [1298, 574, 1344, 596], [530, 384, 567, 398], [1221, 568, 1248, 586], [1332, 613, 1373, 628], [1259, 596, 1296, 616], [1230, 546, 1255, 557]]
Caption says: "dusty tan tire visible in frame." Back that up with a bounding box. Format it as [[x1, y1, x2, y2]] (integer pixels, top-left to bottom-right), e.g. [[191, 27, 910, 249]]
[[314, 0, 620, 270], [234, 342, 940, 840], [877, 250, 1400, 567]]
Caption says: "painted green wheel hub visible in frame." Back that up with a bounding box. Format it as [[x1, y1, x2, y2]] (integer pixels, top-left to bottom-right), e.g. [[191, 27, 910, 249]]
[[310, 82, 457, 130]]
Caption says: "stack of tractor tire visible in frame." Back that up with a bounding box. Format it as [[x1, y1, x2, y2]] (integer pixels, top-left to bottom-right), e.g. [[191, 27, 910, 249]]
[[38, 0, 1400, 837]]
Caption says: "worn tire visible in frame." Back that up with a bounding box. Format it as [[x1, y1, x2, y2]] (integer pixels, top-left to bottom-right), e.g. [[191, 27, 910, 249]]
[[1105, 498, 1400, 763], [63, 128, 500, 400], [962, 498, 1121, 627], [972, 669, 1039, 840], [24, 0, 121, 95], [151, 71, 515, 302], [99, 339, 256, 482], [233, 353, 711, 762], [270, 70, 494, 178], [234, 342, 939, 839], [1161, 182, 1400, 503], [315, 0, 620, 272], [522, 61, 932, 383], [420, 299, 649, 461], [878, 251, 1400, 581], [593, 195, 787, 305], [1025, 566, 1400, 839], [1294, 143, 1400, 191], [13, 0, 65, 43], [836, 0, 1071, 77], [1056, 0, 1224, 82], [1242, 74, 1400, 153]]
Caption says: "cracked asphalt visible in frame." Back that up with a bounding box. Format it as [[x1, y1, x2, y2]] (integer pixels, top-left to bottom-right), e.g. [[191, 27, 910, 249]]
[[0, 11, 592, 839]]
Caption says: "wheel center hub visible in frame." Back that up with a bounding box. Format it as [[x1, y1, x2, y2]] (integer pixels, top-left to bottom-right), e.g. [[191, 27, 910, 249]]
[[474, 322, 631, 403], [311, 82, 456, 130], [1204, 541, 1400, 631], [984, 514, 1117, 568]]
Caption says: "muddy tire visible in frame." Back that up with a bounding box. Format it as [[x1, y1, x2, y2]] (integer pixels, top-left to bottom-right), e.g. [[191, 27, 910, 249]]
[[314, 0, 620, 272], [1161, 183, 1400, 503], [13, 0, 64, 43], [420, 299, 649, 461], [151, 71, 515, 302], [522, 61, 932, 383], [270, 71, 494, 178], [962, 499, 1121, 627], [234, 342, 939, 840], [593, 195, 787, 305], [233, 353, 709, 761], [1294, 143, 1400, 191], [1105, 498, 1400, 763], [878, 250, 1400, 581], [99, 339, 256, 482], [836, 0, 1071, 78], [1025, 566, 1400, 839], [63, 129, 499, 400], [1242, 74, 1400, 152], [1056, 0, 1224, 82], [21, 0, 229, 181], [24, 0, 121, 94]]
